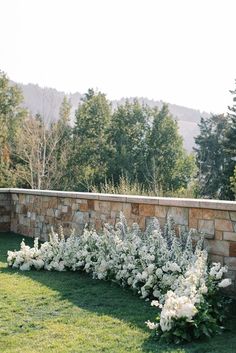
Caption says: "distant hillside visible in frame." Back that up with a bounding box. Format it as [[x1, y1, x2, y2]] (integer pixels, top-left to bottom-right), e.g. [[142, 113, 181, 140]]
[[18, 82, 210, 152]]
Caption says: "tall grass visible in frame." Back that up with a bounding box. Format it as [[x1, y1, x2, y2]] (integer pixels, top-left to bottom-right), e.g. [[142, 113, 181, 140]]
[[92, 175, 197, 198]]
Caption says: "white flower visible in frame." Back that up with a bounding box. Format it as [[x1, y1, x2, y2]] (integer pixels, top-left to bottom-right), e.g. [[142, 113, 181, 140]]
[[147, 264, 155, 274], [151, 300, 160, 307], [218, 278, 232, 288], [145, 320, 159, 330], [20, 262, 31, 271], [155, 268, 163, 278]]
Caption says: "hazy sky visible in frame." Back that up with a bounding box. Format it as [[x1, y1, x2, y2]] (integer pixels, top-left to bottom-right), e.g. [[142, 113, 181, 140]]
[[1, 0, 235, 113]]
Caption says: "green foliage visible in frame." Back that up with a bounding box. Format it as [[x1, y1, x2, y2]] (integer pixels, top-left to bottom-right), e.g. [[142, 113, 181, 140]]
[[224, 80, 236, 157], [230, 166, 236, 198], [92, 175, 197, 198], [71, 88, 112, 190], [194, 114, 234, 200], [145, 104, 195, 192], [107, 99, 149, 183], [0, 71, 27, 187], [0, 70, 196, 195]]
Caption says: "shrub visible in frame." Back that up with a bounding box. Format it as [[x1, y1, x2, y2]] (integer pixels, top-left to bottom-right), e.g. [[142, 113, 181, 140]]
[[7, 214, 231, 343]]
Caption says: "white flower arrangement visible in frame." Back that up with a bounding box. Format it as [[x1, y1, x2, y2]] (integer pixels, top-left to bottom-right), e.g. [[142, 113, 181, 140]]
[[7, 213, 231, 343]]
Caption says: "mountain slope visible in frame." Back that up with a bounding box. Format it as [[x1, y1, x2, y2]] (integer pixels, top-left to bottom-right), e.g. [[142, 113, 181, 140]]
[[18, 82, 210, 152]]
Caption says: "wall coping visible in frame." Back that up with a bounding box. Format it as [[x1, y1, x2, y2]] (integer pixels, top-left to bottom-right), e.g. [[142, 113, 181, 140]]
[[0, 188, 236, 211]]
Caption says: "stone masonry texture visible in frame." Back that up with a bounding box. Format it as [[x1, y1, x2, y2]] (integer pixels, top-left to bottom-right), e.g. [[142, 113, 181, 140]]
[[1, 188, 236, 291]]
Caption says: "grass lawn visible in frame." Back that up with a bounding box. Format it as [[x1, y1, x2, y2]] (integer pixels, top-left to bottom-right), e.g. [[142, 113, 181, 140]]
[[1, 233, 236, 353]]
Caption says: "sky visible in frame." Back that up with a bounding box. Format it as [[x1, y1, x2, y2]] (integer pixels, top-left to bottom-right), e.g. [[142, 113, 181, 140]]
[[1, 0, 236, 113]]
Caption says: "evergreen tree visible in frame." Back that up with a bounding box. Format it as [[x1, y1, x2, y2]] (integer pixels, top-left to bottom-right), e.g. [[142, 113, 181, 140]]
[[71, 89, 111, 190], [107, 99, 149, 183], [145, 104, 194, 192], [224, 80, 236, 198], [224, 80, 236, 156], [0, 71, 27, 186], [194, 114, 234, 200]]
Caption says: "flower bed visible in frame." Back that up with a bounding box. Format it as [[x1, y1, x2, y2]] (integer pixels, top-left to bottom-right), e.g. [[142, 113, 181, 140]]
[[7, 214, 231, 343]]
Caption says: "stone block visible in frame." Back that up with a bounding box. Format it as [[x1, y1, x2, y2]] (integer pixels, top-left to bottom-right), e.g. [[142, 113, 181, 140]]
[[72, 203, 79, 211], [19, 194, 25, 204], [20, 205, 27, 214], [215, 219, 233, 232], [63, 198, 73, 206], [198, 219, 214, 236], [202, 209, 215, 219], [138, 216, 146, 230], [189, 218, 198, 229], [139, 204, 155, 216], [224, 257, 236, 271], [223, 232, 236, 241], [0, 193, 8, 201], [87, 200, 95, 210], [226, 270, 236, 281], [233, 222, 236, 232], [215, 230, 223, 240], [79, 203, 88, 212], [110, 202, 123, 212], [189, 208, 203, 219], [12, 194, 19, 201], [95, 219, 102, 230], [61, 213, 73, 222], [42, 201, 49, 209], [94, 200, 100, 211], [100, 214, 107, 221], [155, 205, 168, 218], [230, 212, 236, 221], [99, 201, 111, 214], [214, 210, 230, 219], [0, 223, 10, 232], [73, 211, 84, 223], [167, 207, 188, 225], [131, 203, 139, 216], [205, 239, 229, 256], [61, 206, 68, 213], [46, 208, 55, 217], [48, 197, 58, 208], [111, 210, 119, 219], [208, 254, 224, 265], [229, 242, 236, 257], [123, 203, 131, 218]]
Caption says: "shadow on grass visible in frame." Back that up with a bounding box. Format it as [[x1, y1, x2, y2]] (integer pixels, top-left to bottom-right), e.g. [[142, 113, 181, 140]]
[[1, 232, 236, 353]]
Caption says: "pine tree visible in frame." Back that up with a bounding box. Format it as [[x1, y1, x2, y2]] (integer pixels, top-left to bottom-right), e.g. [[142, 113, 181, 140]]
[[224, 80, 236, 198], [194, 114, 234, 199], [71, 89, 112, 190], [0, 71, 27, 186], [107, 99, 149, 184], [145, 104, 194, 192]]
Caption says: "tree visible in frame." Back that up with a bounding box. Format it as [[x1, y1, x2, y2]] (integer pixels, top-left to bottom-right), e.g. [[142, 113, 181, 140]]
[[224, 80, 236, 156], [145, 104, 194, 192], [224, 80, 236, 198], [194, 114, 234, 200], [107, 99, 149, 184], [0, 71, 27, 186], [70, 89, 112, 190], [14, 97, 72, 190]]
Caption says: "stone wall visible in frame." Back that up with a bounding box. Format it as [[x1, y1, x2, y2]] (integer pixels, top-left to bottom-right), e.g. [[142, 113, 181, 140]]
[[1, 188, 236, 289], [0, 190, 11, 232]]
